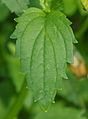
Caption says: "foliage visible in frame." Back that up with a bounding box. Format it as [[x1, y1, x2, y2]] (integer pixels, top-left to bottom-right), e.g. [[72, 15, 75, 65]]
[[81, 0, 88, 10], [0, 0, 88, 119], [11, 7, 77, 110]]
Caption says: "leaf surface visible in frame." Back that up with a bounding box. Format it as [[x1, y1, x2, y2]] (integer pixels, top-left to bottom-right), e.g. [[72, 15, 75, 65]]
[[81, 0, 88, 10], [1, 0, 29, 15], [0, 0, 9, 21], [11, 8, 77, 110]]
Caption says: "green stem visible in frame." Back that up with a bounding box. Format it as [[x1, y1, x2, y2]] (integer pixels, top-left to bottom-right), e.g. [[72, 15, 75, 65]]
[[40, 0, 50, 12], [4, 80, 28, 119]]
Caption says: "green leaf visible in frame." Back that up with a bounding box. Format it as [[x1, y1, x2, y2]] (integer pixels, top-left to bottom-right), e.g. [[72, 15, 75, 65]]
[[50, 0, 64, 11], [11, 8, 77, 110], [0, 0, 9, 21], [50, 0, 78, 16], [81, 0, 88, 10], [1, 0, 29, 15], [63, 0, 78, 15], [29, 0, 41, 8]]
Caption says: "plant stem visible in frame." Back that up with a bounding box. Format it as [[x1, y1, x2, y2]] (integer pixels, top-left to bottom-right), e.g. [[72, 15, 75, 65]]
[[40, 0, 50, 12], [4, 79, 28, 119]]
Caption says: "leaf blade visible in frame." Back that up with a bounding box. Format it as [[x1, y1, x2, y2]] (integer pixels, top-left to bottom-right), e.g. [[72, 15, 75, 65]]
[[11, 8, 77, 110], [1, 0, 29, 15]]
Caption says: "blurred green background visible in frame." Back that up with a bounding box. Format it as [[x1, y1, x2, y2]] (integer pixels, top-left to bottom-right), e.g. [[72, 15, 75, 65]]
[[0, 0, 88, 119]]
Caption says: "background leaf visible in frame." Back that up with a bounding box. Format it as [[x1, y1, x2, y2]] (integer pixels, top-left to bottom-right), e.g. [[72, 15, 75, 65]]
[[1, 0, 30, 15]]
